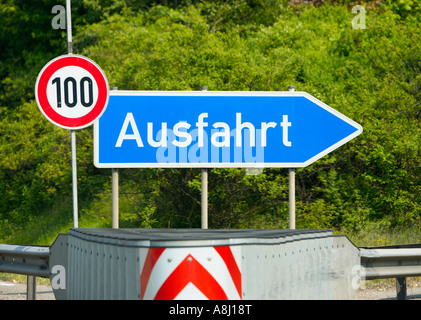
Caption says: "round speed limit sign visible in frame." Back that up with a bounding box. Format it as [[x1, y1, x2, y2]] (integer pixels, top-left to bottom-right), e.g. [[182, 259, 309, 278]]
[[35, 54, 109, 130]]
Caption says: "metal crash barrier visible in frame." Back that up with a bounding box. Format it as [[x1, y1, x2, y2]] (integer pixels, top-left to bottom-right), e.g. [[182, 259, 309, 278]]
[[360, 244, 421, 300], [47, 228, 359, 300], [0, 244, 50, 300]]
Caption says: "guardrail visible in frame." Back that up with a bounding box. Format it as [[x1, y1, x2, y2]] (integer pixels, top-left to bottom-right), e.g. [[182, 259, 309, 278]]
[[0, 244, 50, 300], [360, 244, 421, 300], [1, 240, 421, 300]]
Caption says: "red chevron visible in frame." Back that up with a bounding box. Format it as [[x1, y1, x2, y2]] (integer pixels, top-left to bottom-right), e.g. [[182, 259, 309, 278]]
[[140, 247, 165, 300], [154, 254, 228, 300], [214, 246, 242, 298]]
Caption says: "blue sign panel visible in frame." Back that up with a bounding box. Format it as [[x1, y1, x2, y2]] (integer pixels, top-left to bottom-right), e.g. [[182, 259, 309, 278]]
[[94, 91, 362, 168]]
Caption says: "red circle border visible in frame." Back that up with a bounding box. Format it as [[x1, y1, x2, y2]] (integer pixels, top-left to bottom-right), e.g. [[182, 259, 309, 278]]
[[35, 55, 109, 129]]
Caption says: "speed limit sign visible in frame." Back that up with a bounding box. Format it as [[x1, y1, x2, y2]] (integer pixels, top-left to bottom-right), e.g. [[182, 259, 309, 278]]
[[35, 54, 109, 130]]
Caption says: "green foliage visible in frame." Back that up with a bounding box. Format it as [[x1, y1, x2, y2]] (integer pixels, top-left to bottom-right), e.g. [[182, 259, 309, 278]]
[[0, 1, 420, 244], [383, 0, 421, 21]]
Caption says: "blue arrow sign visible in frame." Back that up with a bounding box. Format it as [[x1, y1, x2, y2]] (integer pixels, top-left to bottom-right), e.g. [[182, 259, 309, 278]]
[[94, 91, 362, 168]]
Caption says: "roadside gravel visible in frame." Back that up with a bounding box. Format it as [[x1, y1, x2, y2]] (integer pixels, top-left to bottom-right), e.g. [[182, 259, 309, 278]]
[[2, 280, 420, 300], [354, 286, 421, 300], [0, 280, 55, 300]]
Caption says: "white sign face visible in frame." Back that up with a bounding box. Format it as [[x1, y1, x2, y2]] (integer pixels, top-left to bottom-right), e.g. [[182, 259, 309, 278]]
[[35, 54, 109, 130], [45, 66, 100, 118]]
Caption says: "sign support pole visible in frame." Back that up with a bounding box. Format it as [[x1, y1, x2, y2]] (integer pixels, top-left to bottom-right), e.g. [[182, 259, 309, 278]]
[[66, 0, 73, 54], [288, 168, 295, 229], [201, 168, 208, 229], [288, 86, 296, 230], [112, 168, 119, 228], [37, 4, 109, 232], [201, 86, 208, 229], [66, 0, 78, 228], [71, 130, 78, 228], [111, 87, 119, 229]]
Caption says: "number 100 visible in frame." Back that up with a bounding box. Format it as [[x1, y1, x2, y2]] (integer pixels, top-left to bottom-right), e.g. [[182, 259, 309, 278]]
[[52, 76, 94, 108]]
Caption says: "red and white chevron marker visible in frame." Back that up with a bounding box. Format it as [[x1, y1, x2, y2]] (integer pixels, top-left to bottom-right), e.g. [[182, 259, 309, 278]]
[[140, 246, 242, 300]]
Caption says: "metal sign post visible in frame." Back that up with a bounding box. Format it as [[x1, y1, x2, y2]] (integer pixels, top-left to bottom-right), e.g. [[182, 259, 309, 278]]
[[287, 86, 296, 230], [66, 0, 78, 228], [71, 130, 78, 228], [67, 0, 81, 228], [111, 86, 119, 229], [201, 168, 208, 229], [35, 0, 109, 229], [201, 87, 208, 229], [112, 168, 119, 228], [66, 0, 72, 54]]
